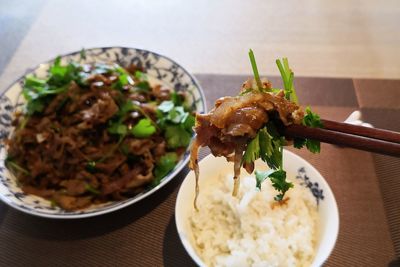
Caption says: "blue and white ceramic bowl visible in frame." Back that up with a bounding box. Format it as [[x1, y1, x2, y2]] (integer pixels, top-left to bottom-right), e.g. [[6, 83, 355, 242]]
[[176, 151, 339, 266], [0, 47, 206, 219]]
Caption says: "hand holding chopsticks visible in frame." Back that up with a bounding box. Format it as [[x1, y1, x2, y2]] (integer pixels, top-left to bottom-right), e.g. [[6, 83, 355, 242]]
[[283, 119, 400, 157]]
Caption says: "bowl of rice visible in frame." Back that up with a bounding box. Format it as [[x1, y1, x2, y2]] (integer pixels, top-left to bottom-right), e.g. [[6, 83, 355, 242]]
[[175, 150, 339, 267]]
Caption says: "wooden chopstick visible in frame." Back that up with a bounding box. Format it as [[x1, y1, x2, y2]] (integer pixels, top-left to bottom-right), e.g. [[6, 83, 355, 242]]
[[321, 119, 400, 144], [283, 123, 400, 157]]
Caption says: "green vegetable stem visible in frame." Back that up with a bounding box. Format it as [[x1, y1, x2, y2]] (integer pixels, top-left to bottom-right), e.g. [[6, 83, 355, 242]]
[[243, 50, 323, 200]]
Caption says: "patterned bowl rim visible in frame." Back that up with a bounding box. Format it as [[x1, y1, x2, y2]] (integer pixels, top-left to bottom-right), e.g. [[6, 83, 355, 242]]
[[0, 46, 207, 219]]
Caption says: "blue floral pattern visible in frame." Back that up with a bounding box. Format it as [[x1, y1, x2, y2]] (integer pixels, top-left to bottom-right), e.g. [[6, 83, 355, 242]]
[[0, 96, 13, 150], [296, 167, 325, 205], [0, 47, 206, 218]]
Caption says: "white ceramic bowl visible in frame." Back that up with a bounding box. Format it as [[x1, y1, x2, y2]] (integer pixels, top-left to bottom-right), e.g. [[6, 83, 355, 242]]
[[175, 150, 339, 266], [0, 47, 206, 219]]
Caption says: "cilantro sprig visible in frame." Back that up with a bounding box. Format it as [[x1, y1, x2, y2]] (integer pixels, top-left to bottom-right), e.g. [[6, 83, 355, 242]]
[[255, 169, 293, 201], [243, 125, 283, 170], [22, 56, 84, 115], [248, 49, 263, 91], [276, 57, 298, 103], [156, 99, 195, 149], [242, 50, 323, 201], [294, 107, 323, 153], [242, 124, 290, 199], [112, 66, 136, 90], [22, 57, 114, 115]]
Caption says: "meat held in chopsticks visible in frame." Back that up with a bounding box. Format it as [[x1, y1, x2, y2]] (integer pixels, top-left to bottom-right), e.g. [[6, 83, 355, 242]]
[[190, 50, 323, 208]]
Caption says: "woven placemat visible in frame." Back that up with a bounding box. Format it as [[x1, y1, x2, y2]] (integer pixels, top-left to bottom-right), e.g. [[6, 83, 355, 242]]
[[0, 75, 398, 266]]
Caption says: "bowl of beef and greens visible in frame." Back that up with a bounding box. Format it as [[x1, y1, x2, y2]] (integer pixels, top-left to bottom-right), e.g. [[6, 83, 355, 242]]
[[0, 47, 206, 218]]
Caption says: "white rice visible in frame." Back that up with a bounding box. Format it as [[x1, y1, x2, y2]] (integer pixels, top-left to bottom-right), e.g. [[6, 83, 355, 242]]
[[190, 173, 318, 267]]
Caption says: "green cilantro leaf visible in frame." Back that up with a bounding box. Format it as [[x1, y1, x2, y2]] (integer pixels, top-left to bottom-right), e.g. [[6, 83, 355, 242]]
[[133, 71, 150, 90], [24, 75, 47, 88], [171, 91, 183, 106], [268, 170, 293, 201], [254, 169, 293, 200], [158, 100, 175, 113], [258, 128, 273, 159], [136, 81, 151, 91], [255, 169, 275, 189], [306, 139, 321, 153], [264, 124, 284, 170], [117, 100, 137, 117], [152, 152, 179, 186], [23, 57, 84, 113], [107, 101, 132, 138], [108, 122, 128, 136], [168, 106, 188, 124], [22, 73, 68, 115], [303, 106, 323, 128], [131, 118, 156, 138], [49, 57, 66, 77], [110, 100, 157, 138], [134, 70, 147, 80], [92, 63, 115, 75], [114, 73, 134, 90], [157, 100, 194, 140], [120, 73, 134, 86], [183, 113, 195, 131], [293, 138, 306, 149], [26, 99, 46, 115], [48, 57, 82, 86], [302, 106, 323, 153], [113, 67, 134, 90], [243, 132, 260, 164], [165, 125, 192, 148], [242, 123, 289, 200], [242, 124, 283, 170], [116, 100, 148, 120]]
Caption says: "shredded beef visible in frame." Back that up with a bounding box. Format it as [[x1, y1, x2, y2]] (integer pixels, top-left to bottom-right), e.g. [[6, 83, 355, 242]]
[[6, 63, 188, 211]]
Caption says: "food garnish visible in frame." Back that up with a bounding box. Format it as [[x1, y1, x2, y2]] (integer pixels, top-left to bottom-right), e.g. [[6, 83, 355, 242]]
[[190, 50, 322, 207], [6, 54, 195, 210]]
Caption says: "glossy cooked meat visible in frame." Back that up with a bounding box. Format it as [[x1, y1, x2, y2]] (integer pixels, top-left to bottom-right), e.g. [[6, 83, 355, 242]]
[[6, 63, 192, 211], [190, 79, 304, 205]]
